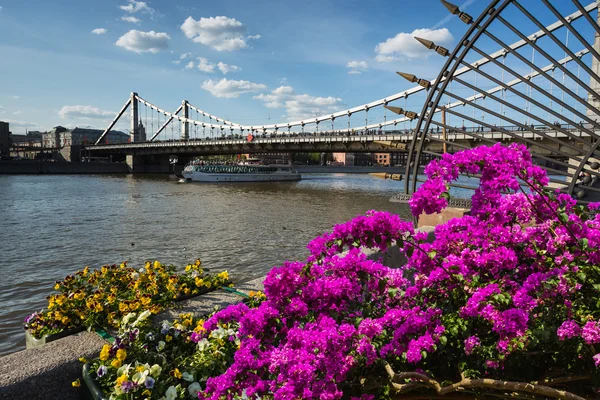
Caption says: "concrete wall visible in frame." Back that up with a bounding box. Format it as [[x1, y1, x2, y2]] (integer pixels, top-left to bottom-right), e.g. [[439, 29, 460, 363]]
[[295, 165, 405, 174], [0, 161, 129, 174]]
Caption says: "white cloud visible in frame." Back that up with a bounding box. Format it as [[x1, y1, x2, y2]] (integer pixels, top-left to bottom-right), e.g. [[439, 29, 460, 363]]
[[10, 96, 20, 99], [58, 105, 114, 119], [196, 57, 215, 73], [119, 0, 153, 14], [180, 16, 258, 51], [254, 86, 344, 119], [13, 110, 22, 115], [184, 61, 195, 70], [346, 60, 368, 74], [173, 60, 181, 65], [91, 28, 107, 35], [121, 16, 141, 24], [217, 62, 240, 75], [375, 28, 453, 62], [180, 52, 192, 60], [201, 78, 266, 98], [116, 30, 169, 53]]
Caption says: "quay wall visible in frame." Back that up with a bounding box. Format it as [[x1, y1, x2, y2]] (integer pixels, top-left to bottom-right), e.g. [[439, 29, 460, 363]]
[[0, 160, 129, 175], [295, 165, 405, 174]]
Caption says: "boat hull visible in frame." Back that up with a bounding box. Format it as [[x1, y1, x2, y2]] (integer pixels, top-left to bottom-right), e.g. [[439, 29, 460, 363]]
[[184, 172, 301, 182]]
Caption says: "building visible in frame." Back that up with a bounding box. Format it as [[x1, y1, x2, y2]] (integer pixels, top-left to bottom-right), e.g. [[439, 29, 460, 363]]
[[332, 152, 373, 166], [10, 131, 44, 159], [374, 153, 391, 166], [42, 126, 129, 162], [0, 121, 10, 158]]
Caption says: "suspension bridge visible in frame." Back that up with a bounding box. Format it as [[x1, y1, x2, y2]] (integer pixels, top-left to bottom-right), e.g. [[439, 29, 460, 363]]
[[87, 0, 600, 202]]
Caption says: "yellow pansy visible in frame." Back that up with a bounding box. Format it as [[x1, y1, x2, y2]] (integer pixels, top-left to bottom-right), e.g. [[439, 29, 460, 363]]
[[171, 368, 182, 379], [54, 283, 60, 290], [116, 349, 127, 362], [194, 277, 204, 287], [165, 335, 172, 342], [115, 374, 128, 385], [99, 344, 111, 361], [153, 260, 161, 269], [111, 358, 122, 369], [218, 271, 229, 281], [72, 379, 81, 387]]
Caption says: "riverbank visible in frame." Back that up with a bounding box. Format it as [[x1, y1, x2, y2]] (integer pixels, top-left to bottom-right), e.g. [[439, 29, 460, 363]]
[[295, 165, 405, 174]]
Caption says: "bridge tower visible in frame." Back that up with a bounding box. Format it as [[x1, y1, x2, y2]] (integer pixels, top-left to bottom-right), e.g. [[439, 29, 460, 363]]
[[181, 100, 189, 141], [130, 92, 139, 143]]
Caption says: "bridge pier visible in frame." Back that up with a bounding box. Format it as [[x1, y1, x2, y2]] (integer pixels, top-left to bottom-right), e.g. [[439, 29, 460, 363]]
[[126, 154, 171, 174]]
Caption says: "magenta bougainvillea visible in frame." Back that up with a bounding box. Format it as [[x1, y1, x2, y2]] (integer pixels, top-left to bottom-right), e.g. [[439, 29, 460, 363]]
[[194, 143, 600, 399]]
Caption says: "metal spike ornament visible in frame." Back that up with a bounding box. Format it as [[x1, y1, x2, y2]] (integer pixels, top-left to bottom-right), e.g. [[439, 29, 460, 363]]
[[414, 37, 450, 57], [441, 0, 473, 24], [397, 72, 431, 89], [384, 105, 419, 120]]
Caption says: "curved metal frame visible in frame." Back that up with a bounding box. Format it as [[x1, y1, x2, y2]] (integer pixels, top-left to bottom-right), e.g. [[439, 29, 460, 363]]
[[406, 0, 600, 199]]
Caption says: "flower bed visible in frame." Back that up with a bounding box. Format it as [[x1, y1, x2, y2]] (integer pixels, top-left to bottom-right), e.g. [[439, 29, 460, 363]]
[[24, 260, 230, 345], [81, 292, 266, 399], [79, 143, 600, 399]]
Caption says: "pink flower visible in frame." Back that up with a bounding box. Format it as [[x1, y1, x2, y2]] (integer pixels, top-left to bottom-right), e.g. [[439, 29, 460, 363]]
[[557, 320, 581, 340]]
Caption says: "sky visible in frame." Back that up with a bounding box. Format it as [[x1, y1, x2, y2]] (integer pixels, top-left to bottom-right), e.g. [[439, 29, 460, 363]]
[[0, 0, 593, 135]]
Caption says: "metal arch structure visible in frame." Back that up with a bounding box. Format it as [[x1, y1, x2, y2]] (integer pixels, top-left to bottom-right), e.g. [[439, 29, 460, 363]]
[[404, 0, 600, 202]]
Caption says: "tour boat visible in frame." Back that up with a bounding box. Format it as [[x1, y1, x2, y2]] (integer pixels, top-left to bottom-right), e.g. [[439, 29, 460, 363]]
[[182, 164, 301, 183]]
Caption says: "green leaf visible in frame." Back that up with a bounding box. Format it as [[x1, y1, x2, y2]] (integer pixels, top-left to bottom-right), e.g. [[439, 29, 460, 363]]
[[439, 336, 448, 346], [558, 212, 569, 224]]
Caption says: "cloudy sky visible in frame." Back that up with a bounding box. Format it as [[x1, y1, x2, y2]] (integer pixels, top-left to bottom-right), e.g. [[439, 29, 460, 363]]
[[0, 0, 552, 134]]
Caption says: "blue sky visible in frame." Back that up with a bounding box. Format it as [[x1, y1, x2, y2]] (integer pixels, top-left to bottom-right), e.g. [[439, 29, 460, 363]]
[[0, 0, 593, 135]]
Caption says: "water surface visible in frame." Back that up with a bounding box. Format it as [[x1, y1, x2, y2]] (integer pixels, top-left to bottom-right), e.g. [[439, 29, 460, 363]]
[[0, 173, 414, 355]]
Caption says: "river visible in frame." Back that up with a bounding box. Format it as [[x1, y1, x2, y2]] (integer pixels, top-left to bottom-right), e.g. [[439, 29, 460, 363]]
[[0, 173, 416, 356]]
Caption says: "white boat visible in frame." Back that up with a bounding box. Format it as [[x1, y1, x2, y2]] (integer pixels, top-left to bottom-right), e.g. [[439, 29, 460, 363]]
[[182, 164, 301, 182]]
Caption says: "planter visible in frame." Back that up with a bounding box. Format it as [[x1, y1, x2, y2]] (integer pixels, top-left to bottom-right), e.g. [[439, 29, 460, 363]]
[[25, 326, 86, 349], [82, 363, 108, 400]]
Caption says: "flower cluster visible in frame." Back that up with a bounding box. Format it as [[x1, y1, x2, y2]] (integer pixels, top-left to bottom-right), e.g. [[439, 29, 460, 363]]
[[194, 144, 600, 399], [25, 260, 230, 338], [86, 292, 266, 399]]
